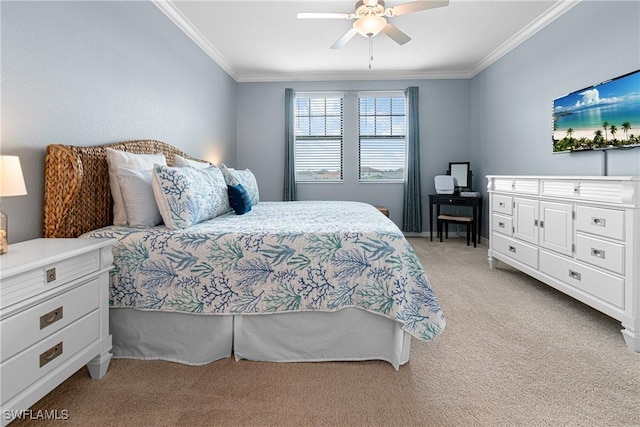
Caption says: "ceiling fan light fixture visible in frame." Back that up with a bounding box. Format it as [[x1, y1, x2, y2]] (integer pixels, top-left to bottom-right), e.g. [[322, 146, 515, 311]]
[[353, 15, 387, 37]]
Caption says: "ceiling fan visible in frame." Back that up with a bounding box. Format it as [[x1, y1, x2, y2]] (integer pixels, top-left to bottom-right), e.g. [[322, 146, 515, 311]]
[[298, 0, 449, 49]]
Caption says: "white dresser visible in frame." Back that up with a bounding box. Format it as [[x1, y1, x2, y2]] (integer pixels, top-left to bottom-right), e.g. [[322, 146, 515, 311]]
[[0, 238, 115, 426], [486, 176, 640, 352]]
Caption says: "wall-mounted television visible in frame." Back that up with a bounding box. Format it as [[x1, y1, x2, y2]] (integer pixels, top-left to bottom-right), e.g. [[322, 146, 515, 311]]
[[553, 69, 640, 153]]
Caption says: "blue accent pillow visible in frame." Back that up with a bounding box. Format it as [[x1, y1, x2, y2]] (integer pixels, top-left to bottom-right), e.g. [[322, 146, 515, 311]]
[[227, 184, 252, 215], [221, 164, 260, 206]]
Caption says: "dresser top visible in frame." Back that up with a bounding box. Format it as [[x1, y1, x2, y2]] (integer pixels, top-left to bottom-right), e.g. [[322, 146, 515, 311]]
[[486, 175, 640, 181], [0, 238, 115, 278]]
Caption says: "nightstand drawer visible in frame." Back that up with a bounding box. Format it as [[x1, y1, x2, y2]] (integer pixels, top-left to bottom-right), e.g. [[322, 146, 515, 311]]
[[576, 234, 625, 275], [0, 309, 100, 404], [539, 250, 624, 309], [492, 233, 538, 269], [576, 206, 624, 241], [1, 251, 100, 309], [1, 278, 99, 362]]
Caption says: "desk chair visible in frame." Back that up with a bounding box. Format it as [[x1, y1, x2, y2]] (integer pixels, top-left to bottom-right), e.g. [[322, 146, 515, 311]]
[[438, 214, 475, 247]]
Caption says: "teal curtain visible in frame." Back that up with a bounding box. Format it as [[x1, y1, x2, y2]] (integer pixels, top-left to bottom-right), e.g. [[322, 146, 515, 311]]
[[402, 86, 422, 232], [283, 88, 297, 201]]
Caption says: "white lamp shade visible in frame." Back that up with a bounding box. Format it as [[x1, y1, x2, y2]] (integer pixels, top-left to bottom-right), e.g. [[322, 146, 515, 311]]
[[0, 155, 28, 197], [353, 15, 387, 37]]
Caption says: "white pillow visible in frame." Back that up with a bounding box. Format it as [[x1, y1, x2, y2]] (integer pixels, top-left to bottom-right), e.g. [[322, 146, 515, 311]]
[[173, 154, 212, 169], [233, 169, 259, 206], [220, 163, 240, 186], [117, 167, 163, 227], [220, 164, 259, 206], [106, 148, 166, 225], [152, 164, 230, 229]]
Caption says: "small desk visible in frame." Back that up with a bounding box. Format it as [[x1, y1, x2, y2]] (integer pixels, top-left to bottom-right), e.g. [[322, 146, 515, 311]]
[[429, 194, 483, 245]]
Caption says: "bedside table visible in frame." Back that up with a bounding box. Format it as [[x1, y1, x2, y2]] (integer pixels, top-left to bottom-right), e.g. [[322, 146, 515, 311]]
[[0, 238, 115, 426], [375, 206, 390, 217]]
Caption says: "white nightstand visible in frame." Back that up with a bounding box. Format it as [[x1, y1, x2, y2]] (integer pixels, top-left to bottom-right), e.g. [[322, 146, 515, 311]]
[[0, 238, 115, 426]]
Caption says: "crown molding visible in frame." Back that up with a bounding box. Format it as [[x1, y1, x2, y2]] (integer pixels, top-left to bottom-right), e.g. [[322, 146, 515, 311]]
[[235, 69, 473, 82], [151, 0, 238, 81], [154, 0, 581, 83], [468, 0, 581, 77]]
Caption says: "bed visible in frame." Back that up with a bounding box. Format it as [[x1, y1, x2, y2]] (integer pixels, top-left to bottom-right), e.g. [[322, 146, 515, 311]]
[[44, 140, 446, 369]]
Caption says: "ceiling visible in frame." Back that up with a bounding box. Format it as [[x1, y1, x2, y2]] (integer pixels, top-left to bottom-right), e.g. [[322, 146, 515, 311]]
[[153, 0, 579, 82]]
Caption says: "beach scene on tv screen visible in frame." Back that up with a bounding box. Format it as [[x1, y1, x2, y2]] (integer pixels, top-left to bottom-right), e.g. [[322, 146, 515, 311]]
[[553, 70, 640, 152]]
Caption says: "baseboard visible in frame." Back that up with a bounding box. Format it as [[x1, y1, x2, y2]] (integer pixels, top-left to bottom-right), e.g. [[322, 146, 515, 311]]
[[404, 231, 488, 245], [403, 232, 430, 238]]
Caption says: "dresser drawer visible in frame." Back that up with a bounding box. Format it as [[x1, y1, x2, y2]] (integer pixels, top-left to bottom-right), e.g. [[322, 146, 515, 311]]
[[492, 178, 538, 194], [492, 214, 513, 236], [1, 250, 100, 309], [540, 179, 577, 198], [492, 233, 538, 269], [575, 234, 625, 275], [492, 195, 513, 215], [0, 310, 100, 404], [1, 278, 99, 362], [539, 250, 624, 309], [575, 206, 624, 241]]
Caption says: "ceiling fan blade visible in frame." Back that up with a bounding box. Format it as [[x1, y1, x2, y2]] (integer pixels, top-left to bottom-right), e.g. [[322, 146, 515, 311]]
[[388, 0, 449, 17], [297, 12, 353, 19], [330, 28, 358, 49], [381, 23, 411, 45]]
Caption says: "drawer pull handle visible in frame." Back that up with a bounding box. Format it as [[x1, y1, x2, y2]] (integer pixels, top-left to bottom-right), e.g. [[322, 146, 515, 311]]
[[40, 306, 64, 329], [568, 270, 582, 281], [591, 217, 606, 227], [498, 222, 505, 228], [46, 267, 56, 283], [509, 245, 516, 253], [590, 248, 605, 259], [40, 342, 63, 368], [499, 202, 505, 207]]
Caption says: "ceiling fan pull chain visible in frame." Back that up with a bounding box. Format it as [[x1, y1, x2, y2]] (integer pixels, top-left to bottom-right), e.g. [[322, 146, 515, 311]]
[[369, 36, 373, 69]]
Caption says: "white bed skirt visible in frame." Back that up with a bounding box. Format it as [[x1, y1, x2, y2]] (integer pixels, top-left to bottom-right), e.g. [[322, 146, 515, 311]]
[[109, 308, 233, 365], [110, 308, 411, 369]]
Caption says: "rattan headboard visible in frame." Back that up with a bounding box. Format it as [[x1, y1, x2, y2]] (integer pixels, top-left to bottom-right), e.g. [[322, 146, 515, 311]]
[[44, 140, 204, 238]]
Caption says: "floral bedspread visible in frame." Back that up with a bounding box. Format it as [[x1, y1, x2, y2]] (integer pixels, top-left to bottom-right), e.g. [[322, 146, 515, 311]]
[[84, 201, 445, 341]]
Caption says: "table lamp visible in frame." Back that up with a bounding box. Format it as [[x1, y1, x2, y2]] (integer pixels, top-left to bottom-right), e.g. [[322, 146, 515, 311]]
[[0, 155, 28, 254]]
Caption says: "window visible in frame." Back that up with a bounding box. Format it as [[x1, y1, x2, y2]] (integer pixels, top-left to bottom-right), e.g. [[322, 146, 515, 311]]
[[358, 93, 406, 182], [294, 93, 343, 182], [291, 91, 407, 184]]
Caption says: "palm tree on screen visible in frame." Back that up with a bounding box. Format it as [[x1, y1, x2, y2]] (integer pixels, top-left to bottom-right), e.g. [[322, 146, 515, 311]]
[[602, 121, 610, 142], [622, 122, 631, 140], [610, 124, 617, 142], [594, 129, 604, 147]]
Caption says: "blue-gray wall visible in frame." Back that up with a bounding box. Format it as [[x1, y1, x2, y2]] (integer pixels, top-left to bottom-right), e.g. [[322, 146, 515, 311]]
[[1, 1, 237, 243], [236, 80, 471, 228], [470, 1, 640, 185]]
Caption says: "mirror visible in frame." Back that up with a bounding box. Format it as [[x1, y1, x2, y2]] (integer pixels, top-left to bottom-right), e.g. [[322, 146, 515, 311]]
[[447, 162, 472, 191]]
